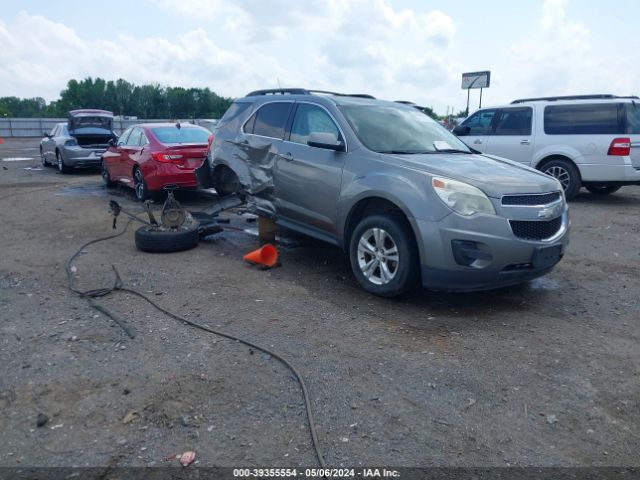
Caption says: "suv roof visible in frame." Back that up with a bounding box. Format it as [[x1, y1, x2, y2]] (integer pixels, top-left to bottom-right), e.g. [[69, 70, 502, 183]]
[[239, 88, 403, 107], [510, 94, 639, 104]]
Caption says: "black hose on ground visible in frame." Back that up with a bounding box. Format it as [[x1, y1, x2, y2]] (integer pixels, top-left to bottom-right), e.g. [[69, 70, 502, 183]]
[[64, 219, 327, 468]]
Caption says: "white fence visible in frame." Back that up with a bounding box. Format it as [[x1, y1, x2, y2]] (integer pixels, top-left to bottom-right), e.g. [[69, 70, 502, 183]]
[[0, 118, 175, 137]]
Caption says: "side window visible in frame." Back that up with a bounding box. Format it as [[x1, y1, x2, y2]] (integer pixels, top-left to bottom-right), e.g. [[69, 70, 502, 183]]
[[290, 104, 341, 145], [243, 113, 257, 134], [219, 102, 251, 129], [462, 109, 497, 135], [252, 103, 293, 139], [127, 128, 143, 146], [544, 103, 623, 135], [494, 107, 532, 135], [625, 103, 640, 134], [118, 128, 132, 146]]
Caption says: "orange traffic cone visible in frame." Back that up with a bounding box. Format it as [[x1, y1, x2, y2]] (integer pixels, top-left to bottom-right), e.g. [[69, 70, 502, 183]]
[[243, 243, 278, 268]]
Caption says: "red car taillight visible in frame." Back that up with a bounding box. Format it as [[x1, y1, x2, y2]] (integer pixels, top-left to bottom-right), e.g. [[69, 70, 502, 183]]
[[151, 152, 185, 164], [607, 137, 631, 156]]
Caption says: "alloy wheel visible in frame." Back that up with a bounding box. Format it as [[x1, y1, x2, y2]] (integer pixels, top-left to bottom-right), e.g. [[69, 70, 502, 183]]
[[134, 169, 145, 200], [544, 166, 570, 190], [356, 227, 400, 286]]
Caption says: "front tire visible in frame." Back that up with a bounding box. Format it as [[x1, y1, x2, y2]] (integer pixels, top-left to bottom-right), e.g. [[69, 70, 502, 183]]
[[540, 158, 581, 200], [56, 151, 71, 173], [585, 184, 621, 195], [349, 214, 419, 297]]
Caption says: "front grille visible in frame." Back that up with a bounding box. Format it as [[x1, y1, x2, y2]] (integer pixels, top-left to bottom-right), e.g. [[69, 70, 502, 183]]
[[510, 217, 562, 240], [502, 192, 561, 206]]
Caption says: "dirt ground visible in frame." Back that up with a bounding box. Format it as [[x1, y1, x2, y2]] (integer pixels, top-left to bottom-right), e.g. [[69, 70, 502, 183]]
[[0, 137, 638, 469]]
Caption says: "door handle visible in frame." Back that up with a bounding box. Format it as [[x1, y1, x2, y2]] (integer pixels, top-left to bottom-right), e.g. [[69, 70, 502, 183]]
[[473, 139, 482, 145], [279, 152, 294, 162], [520, 140, 530, 145]]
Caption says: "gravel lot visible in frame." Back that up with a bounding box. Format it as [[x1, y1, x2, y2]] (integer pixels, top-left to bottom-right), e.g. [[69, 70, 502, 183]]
[[0, 137, 639, 469]]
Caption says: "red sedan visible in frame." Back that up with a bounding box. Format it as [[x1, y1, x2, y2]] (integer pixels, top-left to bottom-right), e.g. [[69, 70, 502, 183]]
[[101, 123, 212, 201]]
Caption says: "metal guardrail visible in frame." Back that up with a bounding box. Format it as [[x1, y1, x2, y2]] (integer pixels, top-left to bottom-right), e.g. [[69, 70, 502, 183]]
[[0, 118, 178, 137]]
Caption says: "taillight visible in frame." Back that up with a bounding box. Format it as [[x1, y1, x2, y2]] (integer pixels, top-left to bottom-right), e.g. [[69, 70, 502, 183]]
[[208, 134, 214, 147], [151, 152, 184, 164], [607, 137, 631, 156]]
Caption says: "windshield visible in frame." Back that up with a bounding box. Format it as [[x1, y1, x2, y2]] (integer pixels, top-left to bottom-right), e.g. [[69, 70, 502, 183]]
[[340, 105, 472, 154], [151, 126, 210, 144]]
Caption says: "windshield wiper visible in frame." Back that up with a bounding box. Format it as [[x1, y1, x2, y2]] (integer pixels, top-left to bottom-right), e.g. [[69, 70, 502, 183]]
[[432, 148, 472, 154], [377, 150, 432, 154]]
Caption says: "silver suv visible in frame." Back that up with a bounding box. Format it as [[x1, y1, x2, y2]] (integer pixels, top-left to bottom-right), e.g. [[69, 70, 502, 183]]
[[206, 89, 569, 296], [454, 94, 640, 199]]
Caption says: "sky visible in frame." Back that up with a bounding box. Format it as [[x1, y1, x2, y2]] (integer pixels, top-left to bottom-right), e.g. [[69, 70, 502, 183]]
[[1, 0, 638, 115]]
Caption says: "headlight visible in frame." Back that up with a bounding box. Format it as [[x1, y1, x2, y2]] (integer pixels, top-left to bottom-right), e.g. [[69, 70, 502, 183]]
[[64, 139, 78, 147], [432, 176, 495, 216]]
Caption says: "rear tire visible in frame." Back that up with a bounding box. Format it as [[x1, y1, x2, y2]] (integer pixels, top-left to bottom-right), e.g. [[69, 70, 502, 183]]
[[213, 166, 241, 197], [349, 214, 419, 297], [134, 223, 199, 253], [133, 167, 149, 202], [56, 151, 71, 174], [585, 184, 621, 195], [540, 158, 581, 200], [101, 160, 117, 188], [41, 147, 50, 167]]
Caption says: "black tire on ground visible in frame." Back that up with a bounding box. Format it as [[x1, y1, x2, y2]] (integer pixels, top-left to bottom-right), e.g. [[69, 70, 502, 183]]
[[134, 223, 200, 253], [349, 213, 419, 297], [585, 184, 622, 195], [56, 151, 71, 174], [101, 160, 117, 188], [539, 158, 581, 200]]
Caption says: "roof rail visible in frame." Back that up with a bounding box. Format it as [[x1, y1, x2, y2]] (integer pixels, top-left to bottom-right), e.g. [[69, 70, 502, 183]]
[[308, 90, 376, 99], [246, 88, 310, 96], [511, 94, 639, 104], [244, 88, 376, 99]]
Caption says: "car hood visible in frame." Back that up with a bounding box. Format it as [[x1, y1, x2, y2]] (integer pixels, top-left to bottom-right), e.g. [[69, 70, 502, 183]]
[[385, 152, 560, 197]]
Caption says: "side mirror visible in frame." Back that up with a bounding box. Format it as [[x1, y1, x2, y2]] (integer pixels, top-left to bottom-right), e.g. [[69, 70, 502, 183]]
[[108, 138, 116, 147], [307, 132, 345, 152], [453, 125, 471, 136], [43, 132, 51, 138]]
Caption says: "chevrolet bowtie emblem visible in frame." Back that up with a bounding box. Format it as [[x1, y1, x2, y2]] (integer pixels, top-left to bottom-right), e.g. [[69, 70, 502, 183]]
[[538, 206, 555, 219]]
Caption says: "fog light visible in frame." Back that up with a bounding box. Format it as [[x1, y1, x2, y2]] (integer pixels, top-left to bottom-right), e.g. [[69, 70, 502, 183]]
[[451, 240, 492, 268]]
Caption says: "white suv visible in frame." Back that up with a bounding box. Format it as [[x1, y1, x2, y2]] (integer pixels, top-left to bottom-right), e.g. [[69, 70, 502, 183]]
[[454, 95, 640, 199]]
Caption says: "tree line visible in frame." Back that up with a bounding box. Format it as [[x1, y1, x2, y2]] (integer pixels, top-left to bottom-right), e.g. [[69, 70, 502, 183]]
[[0, 77, 233, 119]]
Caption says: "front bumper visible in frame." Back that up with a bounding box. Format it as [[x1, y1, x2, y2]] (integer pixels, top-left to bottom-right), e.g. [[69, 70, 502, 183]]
[[415, 210, 569, 292]]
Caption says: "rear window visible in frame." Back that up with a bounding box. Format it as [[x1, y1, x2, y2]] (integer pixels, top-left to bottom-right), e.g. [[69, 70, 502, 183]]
[[218, 102, 251, 128], [544, 103, 624, 135], [150, 127, 210, 144]]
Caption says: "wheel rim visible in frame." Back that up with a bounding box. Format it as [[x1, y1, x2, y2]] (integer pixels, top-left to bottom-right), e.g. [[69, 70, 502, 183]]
[[357, 227, 399, 286], [134, 169, 145, 199], [57, 153, 63, 171], [41, 149, 46, 165], [544, 166, 570, 190]]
